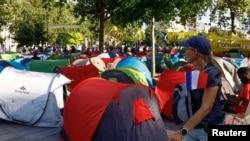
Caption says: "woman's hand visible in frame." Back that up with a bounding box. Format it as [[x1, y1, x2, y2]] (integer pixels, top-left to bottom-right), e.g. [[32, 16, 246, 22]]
[[169, 130, 184, 141]]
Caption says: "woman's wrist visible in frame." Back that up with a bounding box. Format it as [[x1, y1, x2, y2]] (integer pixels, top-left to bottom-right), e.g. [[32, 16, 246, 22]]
[[180, 127, 188, 136]]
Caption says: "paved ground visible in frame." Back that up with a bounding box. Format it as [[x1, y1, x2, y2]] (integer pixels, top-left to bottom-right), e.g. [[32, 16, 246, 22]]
[[164, 120, 181, 138], [0, 118, 179, 141], [0, 119, 61, 141]]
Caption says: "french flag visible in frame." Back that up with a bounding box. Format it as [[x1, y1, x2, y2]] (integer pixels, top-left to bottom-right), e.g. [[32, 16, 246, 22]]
[[185, 71, 208, 90]]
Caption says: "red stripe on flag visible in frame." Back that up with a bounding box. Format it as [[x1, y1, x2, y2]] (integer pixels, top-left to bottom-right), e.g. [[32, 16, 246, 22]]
[[197, 71, 208, 89]]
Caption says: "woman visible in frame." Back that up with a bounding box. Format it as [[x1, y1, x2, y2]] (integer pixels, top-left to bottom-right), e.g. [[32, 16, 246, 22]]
[[169, 35, 224, 141]]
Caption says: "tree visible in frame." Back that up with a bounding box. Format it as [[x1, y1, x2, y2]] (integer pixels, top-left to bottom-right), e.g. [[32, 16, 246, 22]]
[[5, 0, 83, 47], [9, 0, 47, 46], [71, 0, 212, 52], [71, 0, 111, 52], [0, 0, 12, 28], [210, 0, 249, 34], [108, 0, 213, 76], [109, 0, 213, 28]]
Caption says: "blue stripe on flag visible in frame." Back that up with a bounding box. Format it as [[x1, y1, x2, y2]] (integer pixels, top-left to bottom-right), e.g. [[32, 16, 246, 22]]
[[186, 72, 192, 90]]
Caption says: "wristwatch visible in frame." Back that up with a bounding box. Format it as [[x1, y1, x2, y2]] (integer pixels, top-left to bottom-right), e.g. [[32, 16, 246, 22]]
[[180, 127, 188, 135]]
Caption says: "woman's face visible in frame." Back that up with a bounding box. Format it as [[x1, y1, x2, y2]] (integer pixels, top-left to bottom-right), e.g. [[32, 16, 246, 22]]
[[183, 47, 196, 63]]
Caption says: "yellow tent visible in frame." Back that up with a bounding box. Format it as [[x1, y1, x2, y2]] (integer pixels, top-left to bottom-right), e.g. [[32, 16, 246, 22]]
[[166, 32, 250, 56], [205, 33, 250, 56], [167, 32, 199, 42]]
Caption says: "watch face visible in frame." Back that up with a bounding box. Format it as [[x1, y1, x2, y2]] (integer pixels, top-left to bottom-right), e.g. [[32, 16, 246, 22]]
[[181, 128, 188, 135]]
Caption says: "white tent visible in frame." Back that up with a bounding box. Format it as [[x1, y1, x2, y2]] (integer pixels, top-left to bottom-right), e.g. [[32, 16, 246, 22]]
[[0, 67, 71, 127]]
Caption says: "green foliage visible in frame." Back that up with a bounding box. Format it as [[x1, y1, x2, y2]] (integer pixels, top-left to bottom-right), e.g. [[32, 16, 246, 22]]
[[210, 0, 249, 33], [1, 0, 228, 51], [72, 0, 212, 52], [0, 0, 12, 28], [1, 0, 84, 47]]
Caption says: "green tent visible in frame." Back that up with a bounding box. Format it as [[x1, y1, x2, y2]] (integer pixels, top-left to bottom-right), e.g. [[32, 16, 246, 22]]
[[47, 53, 82, 63], [28, 59, 70, 73], [100, 66, 148, 86], [146, 53, 170, 73], [46, 54, 66, 60], [0, 53, 23, 61]]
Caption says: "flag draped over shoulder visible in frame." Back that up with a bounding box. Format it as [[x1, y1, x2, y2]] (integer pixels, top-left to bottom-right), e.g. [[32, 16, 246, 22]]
[[155, 70, 208, 117]]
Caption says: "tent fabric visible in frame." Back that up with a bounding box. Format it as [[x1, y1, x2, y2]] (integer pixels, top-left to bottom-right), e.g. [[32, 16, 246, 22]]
[[71, 58, 89, 66], [133, 98, 155, 125], [9, 60, 26, 70], [100, 57, 123, 68], [100, 58, 116, 67], [100, 66, 148, 86], [28, 59, 70, 73], [108, 57, 123, 70], [155, 70, 186, 117], [53, 64, 99, 91], [118, 66, 148, 86], [171, 60, 188, 70], [0, 67, 71, 127], [100, 68, 134, 83], [89, 57, 107, 72], [46, 54, 66, 60], [223, 57, 249, 68], [97, 52, 111, 58], [116, 56, 153, 88], [0, 53, 23, 61], [213, 56, 241, 99], [0, 59, 12, 72], [63, 77, 168, 141], [146, 53, 166, 73], [13, 57, 32, 69]]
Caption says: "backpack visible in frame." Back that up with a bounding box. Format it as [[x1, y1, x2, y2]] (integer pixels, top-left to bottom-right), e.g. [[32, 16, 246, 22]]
[[171, 68, 210, 125], [171, 83, 192, 125]]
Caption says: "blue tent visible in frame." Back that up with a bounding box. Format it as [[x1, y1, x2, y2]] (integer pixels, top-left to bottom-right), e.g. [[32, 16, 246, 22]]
[[116, 56, 153, 88], [0, 60, 12, 72], [9, 60, 26, 70]]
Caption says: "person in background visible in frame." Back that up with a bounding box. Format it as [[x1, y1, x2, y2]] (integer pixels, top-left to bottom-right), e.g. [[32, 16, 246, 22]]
[[70, 46, 76, 53], [223, 67, 250, 115], [169, 35, 224, 141], [31, 51, 40, 60]]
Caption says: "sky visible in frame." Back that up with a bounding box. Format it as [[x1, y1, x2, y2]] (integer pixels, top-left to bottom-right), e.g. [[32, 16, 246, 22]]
[[196, 10, 218, 27]]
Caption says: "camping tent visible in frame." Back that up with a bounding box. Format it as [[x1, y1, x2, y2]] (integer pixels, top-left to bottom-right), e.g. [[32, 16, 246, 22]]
[[53, 64, 99, 91], [61, 77, 168, 141], [28, 59, 70, 73], [213, 56, 241, 99], [9, 60, 26, 70], [88, 56, 107, 72], [0, 59, 12, 72], [206, 33, 250, 57], [116, 56, 154, 88], [146, 53, 167, 73], [0, 67, 71, 127], [100, 66, 148, 86], [0, 53, 23, 61]]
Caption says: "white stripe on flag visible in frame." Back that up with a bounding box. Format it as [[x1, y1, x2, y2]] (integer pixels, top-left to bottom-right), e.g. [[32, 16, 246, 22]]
[[191, 71, 200, 90]]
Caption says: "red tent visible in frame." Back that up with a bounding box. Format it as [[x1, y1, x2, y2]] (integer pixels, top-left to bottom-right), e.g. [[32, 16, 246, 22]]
[[53, 64, 99, 91], [155, 70, 185, 117], [61, 77, 168, 141]]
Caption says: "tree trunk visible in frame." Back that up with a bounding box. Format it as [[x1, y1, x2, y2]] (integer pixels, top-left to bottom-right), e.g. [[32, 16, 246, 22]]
[[230, 9, 236, 34], [99, 12, 105, 53]]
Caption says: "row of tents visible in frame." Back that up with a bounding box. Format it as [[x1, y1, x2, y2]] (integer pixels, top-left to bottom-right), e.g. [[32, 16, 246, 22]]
[[0, 50, 247, 141]]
